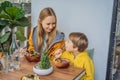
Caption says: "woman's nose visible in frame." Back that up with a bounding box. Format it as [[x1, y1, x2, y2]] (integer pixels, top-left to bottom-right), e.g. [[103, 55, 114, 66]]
[[49, 24, 54, 29]]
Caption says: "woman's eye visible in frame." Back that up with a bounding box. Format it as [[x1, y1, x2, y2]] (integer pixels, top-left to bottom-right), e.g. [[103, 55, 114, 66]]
[[47, 23, 50, 25]]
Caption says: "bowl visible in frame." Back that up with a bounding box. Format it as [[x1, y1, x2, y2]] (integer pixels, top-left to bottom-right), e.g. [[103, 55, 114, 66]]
[[25, 51, 40, 62], [33, 64, 53, 75], [21, 74, 40, 80], [54, 58, 69, 68], [25, 55, 40, 62]]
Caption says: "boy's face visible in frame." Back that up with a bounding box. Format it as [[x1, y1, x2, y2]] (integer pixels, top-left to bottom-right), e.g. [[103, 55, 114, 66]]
[[65, 39, 75, 52]]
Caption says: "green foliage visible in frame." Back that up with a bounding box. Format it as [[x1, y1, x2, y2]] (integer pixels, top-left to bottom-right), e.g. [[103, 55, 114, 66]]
[[1, 1, 12, 12], [15, 8, 25, 20], [0, 20, 9, 32], [5, 6, 19, 19], [0, 6, 2, 13], [0, 1, 29, 28], [38, 54, 50, 69], [0, 1, 29, 41], [0, 31, 11, 52], [0, 31, 11, 43], [15, 31, 26, 42], [0, 1, 30, 53]]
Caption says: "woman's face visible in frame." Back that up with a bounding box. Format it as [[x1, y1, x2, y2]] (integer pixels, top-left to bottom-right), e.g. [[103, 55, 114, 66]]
[[41, 16, 56, 33], [65, 39, 74, 52]]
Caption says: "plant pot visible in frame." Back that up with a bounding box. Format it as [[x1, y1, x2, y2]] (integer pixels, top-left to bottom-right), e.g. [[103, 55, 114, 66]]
[[33, 64, 53, 75]]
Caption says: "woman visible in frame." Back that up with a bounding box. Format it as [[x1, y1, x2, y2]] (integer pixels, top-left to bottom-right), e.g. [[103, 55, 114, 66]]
[[28, 7, 65, 60]]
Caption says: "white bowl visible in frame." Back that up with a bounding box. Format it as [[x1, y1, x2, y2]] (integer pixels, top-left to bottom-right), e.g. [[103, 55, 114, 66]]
[[33, 64, 53, 75]]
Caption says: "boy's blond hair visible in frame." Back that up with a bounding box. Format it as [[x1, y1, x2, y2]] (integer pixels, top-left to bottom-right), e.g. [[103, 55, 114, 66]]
[[69, 32, 88, 52]]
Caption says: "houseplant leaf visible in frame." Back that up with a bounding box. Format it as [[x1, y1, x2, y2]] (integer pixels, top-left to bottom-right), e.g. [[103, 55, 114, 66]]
[[9, 17, 29, 28], [0, 19, 9, 32], [17, 17, 29, 26], [15, 8, 25, 20], [5, 6, 19, 19], [1, 1, 13, 12], [0, 19, 9, 26], [0, 14, 11, 19], [0, 7, 2, 13], [0, 31, 11, 43], [0, 25, 5, 32], [15, 31, 26, 42]]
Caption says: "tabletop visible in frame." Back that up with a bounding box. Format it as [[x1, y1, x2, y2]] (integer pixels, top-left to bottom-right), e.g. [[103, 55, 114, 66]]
[[0, 57, 85, 80]]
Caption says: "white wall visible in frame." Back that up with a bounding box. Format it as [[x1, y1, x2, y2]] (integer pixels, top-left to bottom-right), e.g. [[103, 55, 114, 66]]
[[32, 0, 114, 80]]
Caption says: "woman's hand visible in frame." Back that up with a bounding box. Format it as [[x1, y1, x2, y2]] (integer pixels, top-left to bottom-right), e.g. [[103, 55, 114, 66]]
[[18, 48, 28, 57]]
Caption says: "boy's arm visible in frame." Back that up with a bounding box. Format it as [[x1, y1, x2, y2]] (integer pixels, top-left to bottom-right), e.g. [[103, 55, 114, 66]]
[[84, 59, 94, 80]]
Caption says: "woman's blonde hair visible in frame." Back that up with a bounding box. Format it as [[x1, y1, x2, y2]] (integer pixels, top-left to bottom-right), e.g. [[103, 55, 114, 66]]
[[37, 7, 57, 52], [69, 32, 88, 52]]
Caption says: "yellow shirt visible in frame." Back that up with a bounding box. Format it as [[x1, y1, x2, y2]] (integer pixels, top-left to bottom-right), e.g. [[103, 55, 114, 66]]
[[61, 51, 94, 80]]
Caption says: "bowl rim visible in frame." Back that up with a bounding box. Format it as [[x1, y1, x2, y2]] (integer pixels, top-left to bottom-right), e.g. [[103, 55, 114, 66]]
[[55, 58, 70, 62], [33, 64, 53, 75]]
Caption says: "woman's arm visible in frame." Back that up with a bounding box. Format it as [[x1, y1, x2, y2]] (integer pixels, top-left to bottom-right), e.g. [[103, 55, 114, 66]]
[[28, 30, 35, 51], [48, 39, 65, 60]]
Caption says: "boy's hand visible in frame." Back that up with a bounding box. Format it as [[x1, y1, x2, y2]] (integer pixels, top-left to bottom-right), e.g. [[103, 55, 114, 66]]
[[54, 49, 62, 59]]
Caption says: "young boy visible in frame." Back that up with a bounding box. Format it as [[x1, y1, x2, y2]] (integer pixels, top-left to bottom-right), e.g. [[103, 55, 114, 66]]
[[55, 32, 94, 80]]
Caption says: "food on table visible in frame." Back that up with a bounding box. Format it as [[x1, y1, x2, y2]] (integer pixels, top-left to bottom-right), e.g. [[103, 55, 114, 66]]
[[25, 50, 40, 62], [21, 74, 40, 80], [54, 58, 69, 68]]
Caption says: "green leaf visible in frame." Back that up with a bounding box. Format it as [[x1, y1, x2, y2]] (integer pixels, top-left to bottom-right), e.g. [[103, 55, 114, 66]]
[[1, 1, 13, 12], [9, 20, 21, 28], [0, 19, 9, 28], [0, 14, 11, 19], [15, 31, 26, 42], [17, 17, 29, 27], [5, 6, 19, 19], [15, 8, 25, 20], [0, 7, 2, 13], [0, 31, 11, 43], [9, 17, 29, 27], [0, 25, 5, 32]]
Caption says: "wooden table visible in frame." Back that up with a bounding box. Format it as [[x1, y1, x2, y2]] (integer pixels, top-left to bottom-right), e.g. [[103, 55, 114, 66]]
[[0, 57, 85, 80]]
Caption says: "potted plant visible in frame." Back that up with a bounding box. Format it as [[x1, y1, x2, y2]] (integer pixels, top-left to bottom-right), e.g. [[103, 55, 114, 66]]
[[0, 1, 29, 53], [33, 51, 53, 75]]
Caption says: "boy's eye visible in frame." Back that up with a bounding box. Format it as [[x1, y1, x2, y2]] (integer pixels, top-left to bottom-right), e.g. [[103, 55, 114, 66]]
[[52, 23, 56, 25]]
